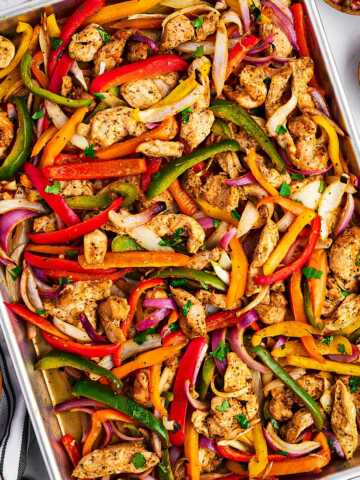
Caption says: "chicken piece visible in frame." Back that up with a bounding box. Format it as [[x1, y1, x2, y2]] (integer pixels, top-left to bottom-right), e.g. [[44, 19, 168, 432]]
[[89, 106, 146, 147], [269, 387, 295, 421], [72, 442, 159, 478], [147, 213, 205, 253], [324, 294, 360, 333], [68, 23, 104, 62], [0, 35, 15, 69], [225, 65, 270, 109], [192, 409, 209, 437], [32, 214, 57, 233], [133, 368, 151, 406], [329, 226, 360, 290], [121, 72, 178, 110], [138, 190, 177, 213], [186, 247, 224, 270], [254, 153, 291, 188], [224, 352, 255, 398], [127, 41, 149, 62], [256, 292, 287, 324], [283, 408, 314, 443], [98, 296, 130, 343], [180, 109, 214, 150], [234, 128, 259, 154], [195, 12, 220, 41], [0, 111, 14, 159], [260, 21, 293, 58], [331, 380, 358, 460], [196, 290, 227, 309], [265, 64, 292, 118], [159, 355, 179, 393], [171, 287, 206, 337], [161, 14, 195, 50], [188, 56, 212, 110], [182, 170, 203, 200], [201, 174, 240, 212], [136, 140, 184, 158], [44, 280, 111, 328], [297, 374, 325, 399], [215, 151, 242, 178], [199, 448, 221, 473], [84, 229, 107, 265], [290, 58, 315, 111], [208, 397, 253, 439], [60, 180, 94, 197], [61, 75, 73, 97], [322, 274, 345, 318], [94, 31, 130, 74]]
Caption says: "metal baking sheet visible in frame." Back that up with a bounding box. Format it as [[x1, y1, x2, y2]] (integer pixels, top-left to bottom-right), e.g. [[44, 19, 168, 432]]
[[0, 1, 360, 479]]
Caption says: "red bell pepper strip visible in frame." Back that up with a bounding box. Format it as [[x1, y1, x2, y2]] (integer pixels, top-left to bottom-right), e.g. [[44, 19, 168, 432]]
[[48, 53, 74, 93], [290, 3, 310, 57], [43, 158, 147, 181], [169, 337, 208, 446], [54, 152, 83, 165], [60, 434, 81, 467], [42, 332, 120, 358], [90, 55, 188, 93], [5, 303, 69, 339], [226, 34, 259, 78], [141, 157, 162, 192], [28, 197, 123, 245], [255, 216, 321, 286], [24, 162, 80, 226], [216, 445, 287, 463], [45, 268, 131, 282], [24, 251, 115, 274], [47, 0, 105, 76], [206, 310, 237, 332], [162, 330, 187, 347]]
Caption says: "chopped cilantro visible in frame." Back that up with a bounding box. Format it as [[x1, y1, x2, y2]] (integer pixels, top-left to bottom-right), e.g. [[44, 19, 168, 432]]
[[65, 250, 78, 259], [355, 253, 360, 267], [50, 37, 63, 51], [279, 182, 291, 197], [32, 110, 44, 120], [231, 209, 241, 221], [216, 400, 230, 412], [341, 288, 351, 298], [302, 267, 323, 279], [321, 336, 333, 346], [192, 16, 204, 30], [213, 219, 221, 229], [134, 327, 157, 345], [159, 227, 186, 251], [84, 144, 95, 158], [250, 107, 264, 116], [59, 277, 71, 286], [35, 309, 46, 316], [210, 340, 230, 362], [290, 173, 305, 181], [96, 27, 111, 43], [263, 76, 271, 87], [132, 452, 146, 469], [44, 181, 61, 194], [180, 107, 193, 124], [169, 278, 188, 288], [234, 414, 250, 429], [271, 418, 280, 430], [276, 125, 288, 135], [194, 45, 204, 58], [250, 2, 262, 20], [10, 266, 21, 280], [93, 92, 106, 101], [349, 376, 360, 393], [169, 321, 179, 332], [182, 300, 192, 317], [276, 450, 289, 456], [337, 343, 346, 354], [319, 180, 326, 193]]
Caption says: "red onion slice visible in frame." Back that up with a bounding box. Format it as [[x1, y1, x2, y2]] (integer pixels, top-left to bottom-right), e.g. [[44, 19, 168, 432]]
[[272, 335, 286, 350], [136, 308, 171, 332], [239, 0, 251, 31], [197, 216, 217, 230], [245, 55, 291, 64], [249, 35, 274, 54], [334, 193, 354, 237], [112, 421, 143, 441], [219, 227, 237, 250], [310, 88, 330, 117], [101, 420, 113, 448], [79, 313, 108, 344], [169, 446, 182, 466], [264, 423, 321, 457], [0, 209, 37, 252], [55, 398, 106, 412], [142, 298, 177, 310], [109, 201, 166, 231], [270, 0, 293, 21], [280, 148, 333, 176], [238, 309, 259, 329], [199, 436, 216, 452], [264, 0, 299, 50], [324, 431, 345, 458], [211, 328, 227, 375], [328, 345, 359, 363], [192, 341, 208, 385], [229, 326, 268, 374], [130, 33, 158, 52], [225, 173, 255, 187], [184, 379, 209, 411]]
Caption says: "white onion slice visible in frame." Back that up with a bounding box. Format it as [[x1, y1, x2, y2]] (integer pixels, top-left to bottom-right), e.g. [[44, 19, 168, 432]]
[[53, 318, 91, 342], [0, 199, 46, 215], [277, 211, 295, 232], [212, 20, 228, 97], [318, 176, 348, 239], [266, 93, 297, 137], [291, 179, 322, 210], [211, 261, 230, 285], [70, 61, 88, 91], [222, 9, 243, 33], [129, 225, 174, 252], [237, 200, 259, 237]]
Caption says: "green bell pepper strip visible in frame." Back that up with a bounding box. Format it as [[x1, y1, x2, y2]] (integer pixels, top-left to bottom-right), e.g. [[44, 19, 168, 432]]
[[303, 281, 324, 330], [111, 235, 142, 252], [154, 267, 227, 291], [73, 379, 169, 445], [66, 182, 137, 210], [210, 99, 285, 172], [251, 345, 325, 430], [211, 118, 233, 139], [99, 181, 138, 207], [0, 97, 33, 180], [199, 356, 215, 400], [158, 449, 174, 480], [21, 52, 92, 108], [36, 351, 123, 391], [146, 140, 240, 199]]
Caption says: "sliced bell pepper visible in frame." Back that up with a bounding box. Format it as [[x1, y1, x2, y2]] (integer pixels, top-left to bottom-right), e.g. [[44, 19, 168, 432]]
[[226, 237, 248, 309], [313, 115, 343, 175], [252, 346, 325, 430], [31, 51, 48, 88], [24, 251, 114, 274], [0, 97, 33, 181], [112, 344, 185, 379], [0, 22, 33, 79], [252, 321, 320, 347], [272, 336, 352, 358], [155, 267, 227, 291], [42, 332, 120, 358], [73, 379, 169, 445], [37, 351, 123, 391], [217, 445, 286, 463], [47, 14, 61, 37], [43, 158, 146, 179], [21, 52, 92, 108], [29, 197, 123, 244], [211, 100, 285, 172], [206, 310, 238, 332], [255, 215, 321, 285], [303, 281, 324, 330], [249, 423, 268, 478], [287, 355, 360, 376], [196, 198, 238, 226], [67, 192, 113, 210], [199, 356, 215, 400], [226, 34, 260, 78], [258, 195, 314, 216], [5, 303, 68, 339], [169, 337, 208, 446], [48, 54, 74, 94], [87, 0, 161, 24], [24, 163, 80, 227], [158, 449, 174, 480], [149, 363, 167, 417], [169, 179, 198, 216], [246, 149, 279, 197], [60, 434, 81, 467], [90, 55, 188, 93], [0, 69, 22, 102], [45, 269, 130, 282], [141, 157, 162, 192], [110, 17, 164, 30], [147, 140, 240, 199], [78, 251, 190, 269], [308, 249, 328, 327], [25, 244, 81, 255], [184, 419, 200, 480], [31, 126, 57, 157], [290, 3, 310, 57]]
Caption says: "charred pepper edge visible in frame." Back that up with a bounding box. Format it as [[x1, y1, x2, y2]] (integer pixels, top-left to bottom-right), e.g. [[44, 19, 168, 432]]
[[153, 267, 227, 291]]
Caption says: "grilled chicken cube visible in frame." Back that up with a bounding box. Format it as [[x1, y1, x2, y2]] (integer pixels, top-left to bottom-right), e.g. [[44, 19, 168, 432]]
[[68, 23, 104, 62], [0, 111, 14, 159], [84, 229, 108, 265], [324, 294, 360, 333], [180, 109, 215, 150], [94, 31, 130, 74], [33, 214, 57, 233], [133, 368, 151, 406], [121, 73, 178, 110], [201, 174, 240, 212], [255, 292, 287, 324], [60, 180, 94, 197], [195, 12, 220, 41], [161, 14, 195, 50], [136, 140, 184, 158], [98, 296, 130, 344], [329, 226, 360, 290], [283, 408, 314, 443], [199, 448, 221, 473], [0, 35, 15, 68], [171, 287, 206, 337]]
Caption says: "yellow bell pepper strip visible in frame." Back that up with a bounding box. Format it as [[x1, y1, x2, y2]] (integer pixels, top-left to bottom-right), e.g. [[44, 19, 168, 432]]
[[0, 22, 33, 79], [40, 107, 88, 167], [249, 423, 268, 479], [258, 195, 314, 216], [226, 237, 248, 309], [339, 317, 360, 336], [262, 209, 316, 275], [169, 179, 198, 216], [184, 419, 200, 480], [313, 115, 343, 175], [246, 149, 278, 196], [87, 0, 161, 24], [308, 249, 328, 326], [31, 126, 57, 157], [272, 336, 352, 358], [303, 280, 324, 330], [112, 344, 185, 379], [287, 355, 360, 376], [29, 25, 40, 53], [0, 69, 22, 101], [47, 14, 61, 37], [155, 74, 198, 109], [150, 364, 167, 417], [252, 321, 321, 347], [196, 198, 238, 226], [79, 251, 190, 270]]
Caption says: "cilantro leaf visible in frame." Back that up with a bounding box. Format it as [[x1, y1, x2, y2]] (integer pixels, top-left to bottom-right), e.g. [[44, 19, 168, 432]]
[[192, 16, 204, 30], [275, 125, 288, 135], [182, 300, 192, 317], [32, 110, 44, 120], [263, 76, 271, 87], [159, 227, 186, 251], [250, 2, 262, 20], [349, 377, 360, 393], [96, 27, 111, 44], [234, 414, 250, 429], [290, 173, 305, 181], [213, 219, 221, 228], [341, 288, 351, 298], [279, 182, 291, 197], [59, 277, 71, 286], [180, 107, 192, 124], [84, 144, 95, 158], [355, 253, 360, 267], [194, 45, 204, 58], [216, 400, 230, 412], [134, 327, 157, 345], [10, 266, 21, 280], [302, 267, 323, 279], [169, 278, 188, 288], [321, 336, 333, 345], [231, 209, 241, 221], [50, 37, 63, 51], [337, 343, 346, 354], [319, 180, 326, 193], [169, 321, 179, 332], [65, 250, 79, 259], [132, 452, 146, 469], [93, 92, 106, 100], [35, 309, 46, 316], [210, 341, 229, 362], [44, 181, 61, 194]]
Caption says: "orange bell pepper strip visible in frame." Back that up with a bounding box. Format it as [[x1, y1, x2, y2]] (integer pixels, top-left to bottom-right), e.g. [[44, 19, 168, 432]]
[[31, 126, 57, 157], [109, 16, 164, 30], [79, 251, 190, 270], [96, 116, 178, 160], [87, 0, 161, 24], [197, 198, 238, 226], [184, 418, 200, 480], [246, 149, 278, 197], [60, 434, 82, 467], [149, 364, 167, 417], [290, 270, 324, 362], [0, 22, 33, 79], [31, 51, 48, 88], [226, 35, 260, 79], [40, 107, 88, 167], [25, 244, 81, 255], [308, 249, 328, 325], [29, 25, 41, 53], [226, 237, 248, 309], [83, 409, 134, 455], [112, 344, 185, 379], [258, 196, 314, 216], [45, 269, 130, 282], [249, 423, 268, 479], [169, 179, 198, 216], [290, 270, 324, 363]]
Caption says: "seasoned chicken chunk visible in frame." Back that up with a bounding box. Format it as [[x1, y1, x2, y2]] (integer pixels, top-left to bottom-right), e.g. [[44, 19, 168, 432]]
[[195, 12, 220, 41], [269, 387, 295, 421], [199, 448, 221, 473], [322, 274, 344, 318], [0, 111, 14, 159], [84, 229, 107, 265], [331, 380, 358, 460], [133, 368, 151, 406], [94, 31, 130, 74], [188, 56, 212, 110], [329, 226, 360, 289], [324, 294, 360, 333], [208, 397, 255, 439], [159, 355, 179, 393], [224, 352, 255, 398], [0, 35, 15, 68], [72, 443, 159, 478], [60, 180, 94, 197], [98, 296, 130, 343], [171, 287, 206, 337], [215, 151, 242, 178], [256, 292, 287, 324], [254, 153, 291, 188], [186, 247, 224, 270], [127, 40, 149, 62], [33, 214, 57, 233], [265, 64, 292, 118], [196, 290, 227, 309], [260, 21, 293, 58], [68, 23, 104, 62], [297, 374, 325, 399], [290, 58, 315, 111], [89, 106, 146, 147], [161, 14, 195, 50], [201, 174, 240, 212], [61, 75, 73, 97], [180, 109, 214, 150], [283, 408, 314, 443], [192, 409, 209, 437], [136, 140, 184, 158], [224, 65, 270, 109], [138, 190, 177, 213], [121, 73, 178, 109]]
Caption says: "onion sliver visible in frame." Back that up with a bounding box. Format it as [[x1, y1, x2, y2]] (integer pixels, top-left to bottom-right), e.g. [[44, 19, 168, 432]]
[[212, 20, 228, 97]]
